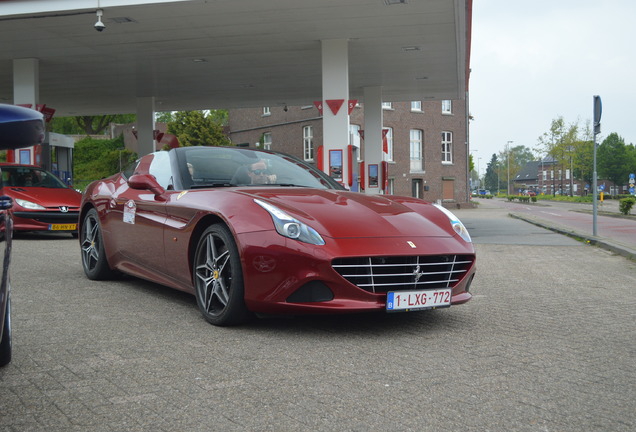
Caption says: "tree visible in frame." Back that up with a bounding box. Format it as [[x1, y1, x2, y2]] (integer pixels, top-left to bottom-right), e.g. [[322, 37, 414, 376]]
[[537, 116, 580, 195], [73, 135, 137, 187], [497, 145, 534, 193], [167, 110, 231, 147], [50, 114, 136, 135], [484, 153, 499, 192], [598, 133, 632, 190]]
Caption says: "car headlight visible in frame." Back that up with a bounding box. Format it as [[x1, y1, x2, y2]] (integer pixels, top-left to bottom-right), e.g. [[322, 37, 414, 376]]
[[433, 204, 472, 243], [15, 199, 46, 210], [254, 199, 325, 245]]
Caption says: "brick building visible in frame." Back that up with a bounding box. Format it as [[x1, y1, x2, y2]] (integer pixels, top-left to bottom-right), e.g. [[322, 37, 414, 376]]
[[228, 99, 469, 203]]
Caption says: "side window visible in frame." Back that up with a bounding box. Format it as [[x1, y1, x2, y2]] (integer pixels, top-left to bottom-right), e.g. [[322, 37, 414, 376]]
[[148, 152, 173, 189], [122, 159, 140, 179]]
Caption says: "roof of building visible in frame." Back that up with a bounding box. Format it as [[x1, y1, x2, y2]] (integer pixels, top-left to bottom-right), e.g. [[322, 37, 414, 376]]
[[515, 160, 541, 182]]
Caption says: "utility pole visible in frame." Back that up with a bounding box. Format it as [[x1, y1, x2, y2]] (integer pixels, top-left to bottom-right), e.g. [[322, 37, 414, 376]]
[[507, 140, 513, 195], [593, 96, 602, 236]]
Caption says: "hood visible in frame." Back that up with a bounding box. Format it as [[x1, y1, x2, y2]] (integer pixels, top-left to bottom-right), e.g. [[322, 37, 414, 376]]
[[239, 188, 455, 239], [5, 186, 81, 208]]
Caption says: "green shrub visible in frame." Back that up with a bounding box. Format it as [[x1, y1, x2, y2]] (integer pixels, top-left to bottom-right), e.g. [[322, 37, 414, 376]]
[[619, 197, 635, 215], [74, 135, 137, 189]]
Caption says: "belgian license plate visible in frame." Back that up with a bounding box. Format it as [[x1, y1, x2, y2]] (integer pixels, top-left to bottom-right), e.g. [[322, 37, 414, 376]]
[[49, 223, 77, 231], [386, 288, 452, 312]]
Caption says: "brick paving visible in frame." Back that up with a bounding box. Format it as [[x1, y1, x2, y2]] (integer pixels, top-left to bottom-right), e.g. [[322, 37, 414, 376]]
[[0, 207, 635, 431]]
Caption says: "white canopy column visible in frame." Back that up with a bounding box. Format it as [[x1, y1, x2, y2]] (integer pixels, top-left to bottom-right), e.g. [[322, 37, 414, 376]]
[[13, 58, 39, 107], [363, 86, 384, 195], [320, 39, 350, 187], [136, 96, 156, 156]]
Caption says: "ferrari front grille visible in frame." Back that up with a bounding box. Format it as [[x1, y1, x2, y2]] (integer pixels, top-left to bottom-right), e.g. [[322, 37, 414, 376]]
[[332, 255, 474, 294]]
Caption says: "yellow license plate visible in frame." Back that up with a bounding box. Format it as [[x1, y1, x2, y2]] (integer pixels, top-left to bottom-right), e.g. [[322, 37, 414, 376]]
[[49, 223, 77, 231]]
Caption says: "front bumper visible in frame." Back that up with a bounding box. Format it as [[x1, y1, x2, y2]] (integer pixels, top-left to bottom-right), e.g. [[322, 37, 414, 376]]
[[238, 232, 476, 315], [12, 211, 79, 231]]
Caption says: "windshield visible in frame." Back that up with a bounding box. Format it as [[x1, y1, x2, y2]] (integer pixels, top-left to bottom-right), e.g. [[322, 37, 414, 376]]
[[1, 166, 69, 189], [176, 147, 345, 190]]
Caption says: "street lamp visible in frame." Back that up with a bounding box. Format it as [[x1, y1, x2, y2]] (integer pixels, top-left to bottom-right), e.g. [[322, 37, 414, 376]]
[[506, 140, 513, 195], [477, 157, 482, 188]]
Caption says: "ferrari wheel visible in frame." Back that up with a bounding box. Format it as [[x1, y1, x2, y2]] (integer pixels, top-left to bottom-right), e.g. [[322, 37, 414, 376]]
[[193, 224, 248, 326], [0, 296, 11, 367], [81, 208, 116, 280]]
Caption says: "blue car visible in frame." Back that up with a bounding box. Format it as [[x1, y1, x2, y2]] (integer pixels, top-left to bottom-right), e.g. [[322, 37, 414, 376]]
[[0, 104, 45, 367]]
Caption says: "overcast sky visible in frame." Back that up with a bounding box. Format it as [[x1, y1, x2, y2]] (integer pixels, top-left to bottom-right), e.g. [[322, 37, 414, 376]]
[[469, 0, 635, 173]]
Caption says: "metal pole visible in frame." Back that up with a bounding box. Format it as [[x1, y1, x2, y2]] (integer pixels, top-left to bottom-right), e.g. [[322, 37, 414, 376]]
[[592, 95, 601, 237], [593, 132, 598, 236], [507, 140, 513, 195]]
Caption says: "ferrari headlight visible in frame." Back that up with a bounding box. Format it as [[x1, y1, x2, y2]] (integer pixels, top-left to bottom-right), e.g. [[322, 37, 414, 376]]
[[255, 199, 325, 245], [15, 199, 46, 210], [433, 204, 472, 243]]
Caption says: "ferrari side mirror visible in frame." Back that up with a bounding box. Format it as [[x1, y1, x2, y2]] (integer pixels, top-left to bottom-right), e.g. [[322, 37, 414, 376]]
[[127, 174, 167, 201]]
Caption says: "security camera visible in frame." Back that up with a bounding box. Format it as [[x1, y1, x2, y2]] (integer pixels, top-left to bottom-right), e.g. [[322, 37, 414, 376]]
[[95, 9, 105, 32]]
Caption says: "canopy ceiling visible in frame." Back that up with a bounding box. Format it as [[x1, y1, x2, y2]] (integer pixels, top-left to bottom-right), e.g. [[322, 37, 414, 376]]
[[0, 0, 470, 116]]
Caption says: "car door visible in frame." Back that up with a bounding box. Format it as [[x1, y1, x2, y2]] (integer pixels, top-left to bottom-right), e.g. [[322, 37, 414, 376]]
[[109, 153, 171, 274]]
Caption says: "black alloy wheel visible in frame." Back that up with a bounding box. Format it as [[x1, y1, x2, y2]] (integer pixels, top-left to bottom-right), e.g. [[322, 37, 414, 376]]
[[81, 208, 117, 280], [193, 224, 248, 326]]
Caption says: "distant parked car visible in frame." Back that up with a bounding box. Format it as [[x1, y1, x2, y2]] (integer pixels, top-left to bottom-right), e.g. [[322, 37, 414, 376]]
[[0, 164, 81, 236], [0, 104, 45, 367]]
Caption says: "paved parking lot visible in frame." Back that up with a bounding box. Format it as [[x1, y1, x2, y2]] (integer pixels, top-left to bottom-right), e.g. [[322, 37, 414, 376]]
[[1, 207, 635, 431]]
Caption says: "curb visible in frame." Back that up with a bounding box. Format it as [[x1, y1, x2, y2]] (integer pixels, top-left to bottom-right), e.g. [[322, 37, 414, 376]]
[[509, 212, 636, 262]]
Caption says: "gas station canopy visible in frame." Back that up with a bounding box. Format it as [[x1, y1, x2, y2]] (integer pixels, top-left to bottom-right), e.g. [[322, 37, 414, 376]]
[[0, 0, 471, 116]]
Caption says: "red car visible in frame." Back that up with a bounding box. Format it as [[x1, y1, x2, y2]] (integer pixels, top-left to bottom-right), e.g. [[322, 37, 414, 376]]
[[0, 164, 81, 236], [80, 146, 476, 326]]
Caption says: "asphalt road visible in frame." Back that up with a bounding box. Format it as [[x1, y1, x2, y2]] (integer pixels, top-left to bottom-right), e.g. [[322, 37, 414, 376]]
[[1, 206, 635, 432]]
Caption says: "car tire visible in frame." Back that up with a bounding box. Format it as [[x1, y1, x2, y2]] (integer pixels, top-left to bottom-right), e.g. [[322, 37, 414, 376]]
[[0, 296, 11, 367], [193, 224, 248, 326], [80, 208, 117, 280]]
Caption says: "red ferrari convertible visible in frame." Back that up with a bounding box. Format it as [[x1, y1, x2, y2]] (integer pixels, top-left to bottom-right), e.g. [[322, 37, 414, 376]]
[[80, 146, 476, 326]]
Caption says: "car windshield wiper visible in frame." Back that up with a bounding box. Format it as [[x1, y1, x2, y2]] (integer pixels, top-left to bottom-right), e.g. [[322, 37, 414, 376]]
[[190, 183, 233, 189]]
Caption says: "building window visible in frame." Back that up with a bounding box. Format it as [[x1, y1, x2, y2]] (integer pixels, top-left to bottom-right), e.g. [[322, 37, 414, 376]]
[[441, 131, 452, 164], [262, 106, 271, 116], [303, 126, 314, 161], [349, 124, 361, 161], [263, 132, 272, 150], [441, 100, 452, 114], [384, 127, 394, 161], [412, 178, 423, 199], [411, 101, 422, 112], [382, 102, 393, 110], [409, 129, 423, 172]]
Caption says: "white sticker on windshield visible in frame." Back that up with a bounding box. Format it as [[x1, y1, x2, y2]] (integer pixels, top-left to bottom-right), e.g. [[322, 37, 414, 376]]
[[123, 200, 136, 224]]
